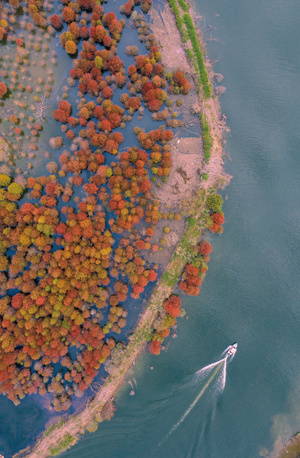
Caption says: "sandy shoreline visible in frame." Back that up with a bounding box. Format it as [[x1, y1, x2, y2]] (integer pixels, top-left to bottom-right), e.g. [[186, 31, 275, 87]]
[[15, 1, 230, 456], [151, 1, 230, 195]]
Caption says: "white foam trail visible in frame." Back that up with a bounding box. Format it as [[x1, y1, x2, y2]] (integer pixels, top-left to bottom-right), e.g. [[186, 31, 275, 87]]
[[161, 361, 224, 444], [160, 346, 237, 446], [215, 358, 227, 394], [195, 358, 226, 381]]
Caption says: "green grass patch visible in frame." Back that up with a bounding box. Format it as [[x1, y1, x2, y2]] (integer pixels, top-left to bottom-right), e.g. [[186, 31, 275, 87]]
[[177, 0, 189, 12], [188, 217, 196, 228], [186, 47, 199, 74], [199, 113, 213, 162], [162, 270, 180, 287], [167, 0, 188, 41], [49, 434, 75, 456], [186, 47, 193, 60], [183, 13, 212, 98]]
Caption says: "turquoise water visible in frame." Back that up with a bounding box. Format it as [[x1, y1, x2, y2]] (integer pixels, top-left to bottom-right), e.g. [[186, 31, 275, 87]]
[[1, 0, 300, 456], [60, 0, 300, 457]]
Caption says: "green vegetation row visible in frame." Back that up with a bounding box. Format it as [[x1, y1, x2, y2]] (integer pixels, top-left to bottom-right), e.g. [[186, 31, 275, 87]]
[[166, 0, 214, 162], [167, 0, 212, 97], [167, 0, 188, 41], [199, 113, 213, 162], [177, 0, 189, 12], [183, 13, 212, 98], [186, 47, 198, 74]]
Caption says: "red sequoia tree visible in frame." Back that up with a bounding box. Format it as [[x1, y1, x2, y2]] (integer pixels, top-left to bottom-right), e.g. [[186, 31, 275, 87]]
[[199, 241, 213, 256], [164, 294, 181, 318]]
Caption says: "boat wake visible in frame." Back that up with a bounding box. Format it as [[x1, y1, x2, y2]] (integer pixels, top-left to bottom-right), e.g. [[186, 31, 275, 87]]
[[160, 344, 237, 446]]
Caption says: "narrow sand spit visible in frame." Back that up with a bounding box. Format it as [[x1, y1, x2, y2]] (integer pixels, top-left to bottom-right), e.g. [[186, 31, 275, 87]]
[[151, 3, 230, 203], [150, 6, 190, 71]]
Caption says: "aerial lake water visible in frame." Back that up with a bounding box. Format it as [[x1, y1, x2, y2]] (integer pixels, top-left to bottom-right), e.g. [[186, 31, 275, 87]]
[[1, 0, 300, 456]]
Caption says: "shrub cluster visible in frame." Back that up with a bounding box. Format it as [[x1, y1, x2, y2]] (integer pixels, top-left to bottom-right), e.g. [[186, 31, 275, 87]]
[[206, 193, 224, 233], [178, 241, 212, 296], [167, 70, 191, 95], [149, 294, 182, 354], [208, 211, 224, 234]]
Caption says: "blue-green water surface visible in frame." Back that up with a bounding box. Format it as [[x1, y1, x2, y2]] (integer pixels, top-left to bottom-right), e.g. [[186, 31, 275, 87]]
[[61, 0, 300, 457]]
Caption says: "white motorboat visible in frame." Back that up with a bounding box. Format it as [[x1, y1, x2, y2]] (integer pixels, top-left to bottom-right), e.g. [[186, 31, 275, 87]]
[[226, 342, 238, 357]]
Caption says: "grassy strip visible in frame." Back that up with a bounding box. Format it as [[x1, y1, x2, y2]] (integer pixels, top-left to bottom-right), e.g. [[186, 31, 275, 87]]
[[177, 0, 189, 12], [44, 425, 56, 437], [183, 13, 212, 98], [199, 113, 213, 162], [166, 1, 214, 162], [167, 0, 188, 42], [186, 46, 199, 76], [167, 0, 211, 98]]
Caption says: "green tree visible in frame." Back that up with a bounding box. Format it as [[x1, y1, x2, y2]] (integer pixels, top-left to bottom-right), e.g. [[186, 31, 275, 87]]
[[206, 194, 223, 212]]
